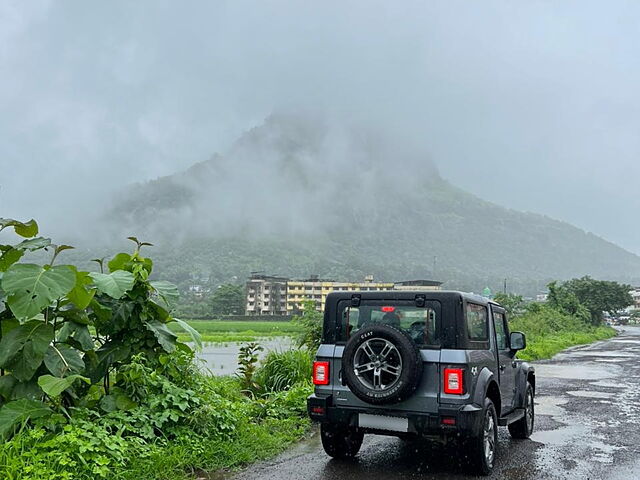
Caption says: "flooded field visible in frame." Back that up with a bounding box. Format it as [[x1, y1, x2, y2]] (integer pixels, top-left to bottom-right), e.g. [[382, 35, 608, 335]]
[[195, 336, 295, 375]]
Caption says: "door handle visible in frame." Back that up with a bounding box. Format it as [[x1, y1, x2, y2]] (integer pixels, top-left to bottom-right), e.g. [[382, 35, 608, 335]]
[[499, 365, 506, 372], [512, 361, 517, 368]]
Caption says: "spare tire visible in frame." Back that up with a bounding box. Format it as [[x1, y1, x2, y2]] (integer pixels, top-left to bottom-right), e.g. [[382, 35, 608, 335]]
[[342, 324, 423, 405]]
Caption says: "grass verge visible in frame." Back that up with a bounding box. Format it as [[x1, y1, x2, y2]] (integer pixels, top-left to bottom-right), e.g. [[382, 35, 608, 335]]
[[509, 303, 618, 361], [516, 326, 616, 361], [169, 320, 303, 344]]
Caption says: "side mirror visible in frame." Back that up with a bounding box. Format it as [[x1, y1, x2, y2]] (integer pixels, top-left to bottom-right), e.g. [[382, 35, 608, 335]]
[[510, 331, 526, 351]]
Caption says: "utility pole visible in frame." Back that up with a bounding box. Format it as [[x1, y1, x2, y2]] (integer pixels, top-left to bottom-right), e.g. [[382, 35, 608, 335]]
[[433, 256, 437, 275], [503, 278, 507, 294]]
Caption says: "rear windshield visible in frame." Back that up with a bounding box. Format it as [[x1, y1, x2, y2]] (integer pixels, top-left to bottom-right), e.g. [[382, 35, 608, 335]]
[[337, 300, 441, 347]]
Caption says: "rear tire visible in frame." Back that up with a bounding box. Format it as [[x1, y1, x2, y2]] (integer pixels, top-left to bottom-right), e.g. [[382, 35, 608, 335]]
[[320, 423, 364, 459], [508, 382, 534, 439], [467, 397, 497, 476]]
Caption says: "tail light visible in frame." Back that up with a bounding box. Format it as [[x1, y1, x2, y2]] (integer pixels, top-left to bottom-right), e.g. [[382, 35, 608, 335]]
[[313, 361, 330, 385], [444, 368, 464, 395]]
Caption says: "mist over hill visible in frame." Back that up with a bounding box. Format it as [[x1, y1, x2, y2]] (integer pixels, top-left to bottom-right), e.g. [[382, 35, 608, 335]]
[[106, 114, 640, 295]]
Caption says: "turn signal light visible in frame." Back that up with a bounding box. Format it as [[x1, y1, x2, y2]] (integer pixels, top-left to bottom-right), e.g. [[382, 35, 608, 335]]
[[444, 368, 464, 395], [313, 361, 330, 385]]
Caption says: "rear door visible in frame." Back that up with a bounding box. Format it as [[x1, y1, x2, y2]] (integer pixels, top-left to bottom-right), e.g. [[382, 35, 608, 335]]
[[331, 299, 442, 414], [491, 306, 516, 414]]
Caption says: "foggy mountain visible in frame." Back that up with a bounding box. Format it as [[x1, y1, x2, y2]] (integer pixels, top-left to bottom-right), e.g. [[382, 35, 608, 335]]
[[107, 114, 640, 294]]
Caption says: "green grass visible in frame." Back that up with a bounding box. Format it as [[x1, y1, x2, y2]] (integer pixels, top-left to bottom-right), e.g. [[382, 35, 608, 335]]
[[116, 418, 312, 480], [169, 320, 303, 344], [509, 304, 617, 361], [517, 326, 616, 361]]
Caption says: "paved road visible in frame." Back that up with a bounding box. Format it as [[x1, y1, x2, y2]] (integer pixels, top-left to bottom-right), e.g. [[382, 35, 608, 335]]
[[229, 327, 640, 480]]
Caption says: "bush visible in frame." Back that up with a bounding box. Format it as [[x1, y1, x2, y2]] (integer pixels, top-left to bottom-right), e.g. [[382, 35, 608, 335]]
[[254, 349, 313, 393], [292, 300, 323, 351], [0, 220, 314, 479]]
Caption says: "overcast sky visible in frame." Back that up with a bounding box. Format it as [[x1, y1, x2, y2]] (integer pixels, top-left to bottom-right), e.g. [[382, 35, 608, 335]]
[[1, 1, 639, 253]]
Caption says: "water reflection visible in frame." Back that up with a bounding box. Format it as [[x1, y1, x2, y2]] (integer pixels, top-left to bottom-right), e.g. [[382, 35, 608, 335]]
[[195, 337, 295, 375]]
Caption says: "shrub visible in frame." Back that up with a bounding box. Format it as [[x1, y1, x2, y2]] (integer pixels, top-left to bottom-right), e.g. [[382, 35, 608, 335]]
[[254, 349, 313, 393], [292, 300, 323, 351]]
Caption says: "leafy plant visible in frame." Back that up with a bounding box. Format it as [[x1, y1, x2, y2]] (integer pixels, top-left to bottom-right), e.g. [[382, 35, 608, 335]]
[[236, 342, 263, 394], [254, 350, 312, 393], [292, 300, 323, 351], [0, 218, 199, 438]]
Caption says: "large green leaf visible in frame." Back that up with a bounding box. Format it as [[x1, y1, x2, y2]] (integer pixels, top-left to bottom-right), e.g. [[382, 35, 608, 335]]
[[67, 269, 96, 309], [2, 264, 76, 319], [0, 399, 50, 439], [0, 317, 19, 337], [10, 380, 43, 401], [15, 237, 52, 252], [88, 342, 131, 383], [172, 318, 202, 351], [0, 219, 39, 238], [8, 341, 47, 382], [145, 320, 178, 352], [107, 253, 132, 273], [37, 374, 90, 398], [0, 320, 54, 381], [44, 344, 85, 377], [0, 375, 16, 400], [0, 249, 24, 272], [90, 271, 135, 299], [151, 281, 179, 308], [58, 322, 94, 351], [0, 238, 51, 273]]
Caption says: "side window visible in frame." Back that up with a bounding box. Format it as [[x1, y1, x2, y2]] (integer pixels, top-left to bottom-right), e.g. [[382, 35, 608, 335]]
[[466, 303, 488, 341], [493, 312, 508, 350]]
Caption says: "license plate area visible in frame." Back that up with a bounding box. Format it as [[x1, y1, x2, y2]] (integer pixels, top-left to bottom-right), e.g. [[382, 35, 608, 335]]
[[358, 413, 409, 432]]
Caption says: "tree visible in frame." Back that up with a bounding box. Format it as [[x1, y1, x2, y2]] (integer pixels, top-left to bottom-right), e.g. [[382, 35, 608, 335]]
[[209, 284, 244, 315], [493, 293, 525, 318], [551, 277, 633, 325]]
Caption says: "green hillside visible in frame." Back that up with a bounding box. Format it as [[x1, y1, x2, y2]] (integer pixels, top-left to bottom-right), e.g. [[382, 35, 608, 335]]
[[105, 114, 640, 295]]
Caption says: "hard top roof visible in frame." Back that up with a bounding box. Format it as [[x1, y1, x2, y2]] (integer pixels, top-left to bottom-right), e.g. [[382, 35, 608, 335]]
[[325, 290, 501, 307]]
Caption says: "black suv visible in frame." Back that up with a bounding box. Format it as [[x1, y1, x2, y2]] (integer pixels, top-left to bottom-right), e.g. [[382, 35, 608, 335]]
[[307, 291, 535, 475]]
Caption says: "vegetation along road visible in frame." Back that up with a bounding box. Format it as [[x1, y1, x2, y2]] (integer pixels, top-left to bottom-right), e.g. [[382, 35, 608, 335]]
[[230, 327, 640, 480]]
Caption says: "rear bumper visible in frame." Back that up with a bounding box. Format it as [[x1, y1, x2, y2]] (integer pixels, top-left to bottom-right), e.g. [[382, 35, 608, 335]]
[[307, 394, 483, 438]]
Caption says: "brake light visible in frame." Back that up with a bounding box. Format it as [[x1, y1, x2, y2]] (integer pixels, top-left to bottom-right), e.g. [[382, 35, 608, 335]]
[[444, 368, 464, 395], [381, 306, 395, 312], [313, 361, 330, 385]]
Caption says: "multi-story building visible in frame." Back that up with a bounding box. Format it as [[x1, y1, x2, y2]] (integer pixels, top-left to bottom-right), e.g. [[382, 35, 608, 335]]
[[246, 273, 443, 315], [285, 275, 396, 314], [245, 273, 288, 316], [630, 288, 640, 311], [285, 276, 443, 314]]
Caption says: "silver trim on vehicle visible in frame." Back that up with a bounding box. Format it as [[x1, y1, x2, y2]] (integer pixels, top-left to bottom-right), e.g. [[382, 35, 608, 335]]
[[353, 338, 403, 390]]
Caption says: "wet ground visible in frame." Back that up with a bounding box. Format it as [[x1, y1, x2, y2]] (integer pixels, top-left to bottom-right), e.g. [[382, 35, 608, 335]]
[[229, 326, 640, 479]]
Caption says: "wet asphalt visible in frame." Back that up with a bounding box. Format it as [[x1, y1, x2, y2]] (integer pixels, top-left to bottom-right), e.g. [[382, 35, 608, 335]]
[[228, 327, 640, 480]]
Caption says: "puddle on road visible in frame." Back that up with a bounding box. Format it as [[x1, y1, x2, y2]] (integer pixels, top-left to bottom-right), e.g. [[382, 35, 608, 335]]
[[594, 358, 627, 363], [589, 380, 624, 388], [534, 363, 620, 380], [567, 390, 613, 399], [565, 351, 637, 358], [535, 395, 569, 417], [531, 422, 587, 444]]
